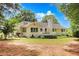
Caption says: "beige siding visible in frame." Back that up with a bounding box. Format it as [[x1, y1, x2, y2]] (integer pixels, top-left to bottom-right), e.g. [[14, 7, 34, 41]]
[[16, 22, 66, 37]]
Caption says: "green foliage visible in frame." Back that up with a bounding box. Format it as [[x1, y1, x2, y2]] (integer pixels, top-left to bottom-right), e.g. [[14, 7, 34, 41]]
[[0, 4, 20, 39], [42, 15, 58, 24], [1, 20, 16, 39], [16, 10, 37, 22], [9, 18, 20, 24], [66, 28, 73, 36], [0, 3, 20, 23], [58, 3, 79, 37], [59, 4, 79, 21]]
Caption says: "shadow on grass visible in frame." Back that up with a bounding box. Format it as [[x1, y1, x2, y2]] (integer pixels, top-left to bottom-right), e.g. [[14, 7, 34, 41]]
[[0, 38, 19, 41], [74, 38, 79, 41]]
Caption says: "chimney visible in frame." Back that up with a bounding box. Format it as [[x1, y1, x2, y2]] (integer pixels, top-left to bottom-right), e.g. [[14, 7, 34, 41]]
[[47, 19, 52, 28], [47, 19, 52, 33]]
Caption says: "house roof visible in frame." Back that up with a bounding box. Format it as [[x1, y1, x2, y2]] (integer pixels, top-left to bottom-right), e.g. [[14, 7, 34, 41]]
[[39, 22, 48, 28], [20, 21, 31, 28], [52, 24, 63, 29], [19, 21, 65, 29]]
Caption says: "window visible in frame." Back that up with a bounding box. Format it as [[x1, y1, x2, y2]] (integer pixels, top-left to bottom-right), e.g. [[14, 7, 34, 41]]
[[61, 29, 65, 32], [52, 28, 56, 32], [45, 28, 47, 32], [22, 28, 26, 32], [40, 28, 43, 32], [36, 28, 38, 32], [31, 28, 34, 32], [31, 28, 38, 32]]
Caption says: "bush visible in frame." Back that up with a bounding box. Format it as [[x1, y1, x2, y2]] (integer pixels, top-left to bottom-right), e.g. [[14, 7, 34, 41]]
[[30, 35, 35, 38], [41, 35, 57, 39], [73, 31, 79, 38], [38, 36, 41, 38]]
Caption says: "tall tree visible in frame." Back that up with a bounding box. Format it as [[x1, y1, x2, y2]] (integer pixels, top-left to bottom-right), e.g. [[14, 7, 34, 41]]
[[16, 10, 37, 22], [0, 3, 20, 39], [42, 15, 58, 24], [58, 3, 79, 37], [1, 20, 15, 39], [0, 3, 20, 21]]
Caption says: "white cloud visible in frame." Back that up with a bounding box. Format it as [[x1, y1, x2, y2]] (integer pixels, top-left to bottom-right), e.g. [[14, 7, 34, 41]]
[[46, 10, 54, 15], [35, 13, 45, 21], [35, 10, 54, 21], [46, 10, 52, 15]]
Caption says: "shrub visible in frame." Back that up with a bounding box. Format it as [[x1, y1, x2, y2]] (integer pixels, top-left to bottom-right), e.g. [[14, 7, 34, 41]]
[[30, 35, 35, 38], [73, 31, 79, 38], [42, 35, 57, 39]]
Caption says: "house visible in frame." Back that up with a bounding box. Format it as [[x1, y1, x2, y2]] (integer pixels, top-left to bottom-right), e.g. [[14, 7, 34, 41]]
[[15, 20, 66, 38]]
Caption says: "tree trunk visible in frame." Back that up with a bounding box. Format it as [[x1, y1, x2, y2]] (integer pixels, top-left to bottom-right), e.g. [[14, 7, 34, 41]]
[[4, 34, 7, 40]]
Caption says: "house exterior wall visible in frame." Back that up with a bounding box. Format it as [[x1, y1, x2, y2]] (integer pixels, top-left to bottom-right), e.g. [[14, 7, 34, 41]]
[[50, 28, 66, 35], [16, 22, 67, 38], [20, 22, 49, 37]]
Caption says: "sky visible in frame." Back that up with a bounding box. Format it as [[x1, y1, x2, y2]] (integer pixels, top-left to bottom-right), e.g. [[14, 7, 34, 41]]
[[21, 3, 70, 28]]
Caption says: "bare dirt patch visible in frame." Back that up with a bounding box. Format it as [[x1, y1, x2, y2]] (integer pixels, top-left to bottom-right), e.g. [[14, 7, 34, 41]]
[[64, 41, 79, 56], [0, 41, 41, 56], [0, 41, 78, 56], [4, 42, 74, 56]]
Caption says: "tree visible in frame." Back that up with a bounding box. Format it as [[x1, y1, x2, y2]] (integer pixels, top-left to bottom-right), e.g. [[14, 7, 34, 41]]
[[66, 28, 73, 37], [1, 19, 16, 39], [0, 3, 20, 23], [0, 3, 20, 39], [16, 10, 37, 22], [58, 3, 79, 37], [42, 15, 58, 24]]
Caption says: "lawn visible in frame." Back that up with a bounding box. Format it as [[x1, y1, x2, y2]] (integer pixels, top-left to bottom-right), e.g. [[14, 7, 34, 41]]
[[12, 37, 75, 45]]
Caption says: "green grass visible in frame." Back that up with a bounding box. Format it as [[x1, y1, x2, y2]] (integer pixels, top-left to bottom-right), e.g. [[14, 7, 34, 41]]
[[12, 37, 74, 45]]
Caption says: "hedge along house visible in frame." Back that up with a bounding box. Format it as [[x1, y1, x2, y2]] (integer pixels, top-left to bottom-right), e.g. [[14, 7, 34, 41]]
[[15, 19, 66, 38]]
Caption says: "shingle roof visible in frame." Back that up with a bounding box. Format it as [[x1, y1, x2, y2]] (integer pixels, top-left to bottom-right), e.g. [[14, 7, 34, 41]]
[[19, 21, 64, 29], [52, 24, 63, 29], [39, 22, 48, 28], [20, 21, 31, 28], [38, 22, 63, 29]]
